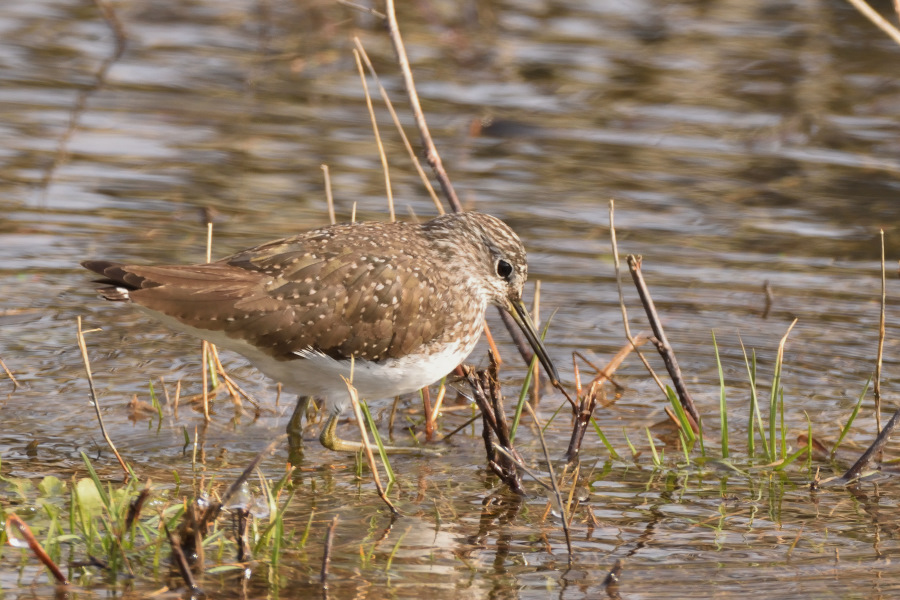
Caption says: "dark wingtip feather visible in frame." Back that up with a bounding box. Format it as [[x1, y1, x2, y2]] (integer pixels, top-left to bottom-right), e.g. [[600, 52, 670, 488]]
[[81, 260, 141, 288], [81, 260, 142, 302]]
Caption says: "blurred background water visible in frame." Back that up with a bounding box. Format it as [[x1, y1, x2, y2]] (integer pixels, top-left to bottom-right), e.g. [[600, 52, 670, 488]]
[[3, 0, 900, 597]]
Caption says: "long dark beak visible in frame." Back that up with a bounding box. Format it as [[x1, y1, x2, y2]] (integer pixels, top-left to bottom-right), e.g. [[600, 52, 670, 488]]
[[506, 297, 560, 385]]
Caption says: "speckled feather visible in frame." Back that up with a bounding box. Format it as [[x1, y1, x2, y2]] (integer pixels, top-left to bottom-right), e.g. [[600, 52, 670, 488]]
[[82, 212, 529, 367]]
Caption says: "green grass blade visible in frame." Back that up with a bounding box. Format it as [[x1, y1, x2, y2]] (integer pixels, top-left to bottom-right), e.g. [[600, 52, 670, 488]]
[[739, 338, 767, 460], [299, 510, 315, 548], [695, 412, 705, 457], [590, 417, 619, 460], [830, 374, 872, 461], [774, 443, 810, 471], [509, 354, 538, 442], [769, 358, 781, 461], [254, 488, 296, 555], [770, 319, 798, 461], [541, 398, 569, 433], [646, 428, 661, 467], [780, 387, 786, 460], [80, 452, 110, 509], [510, 315, 552, 441], [385, 526, 410, 572], [148, 380, 163, 424], [666, 386, 695, 443], [207, 347, 219, 389], [678, 429, 691, 466], [805, 410, 813, 474], [623, 427, 638, 461], [360, 401, 395, 484], [712, 330, 728, 458]]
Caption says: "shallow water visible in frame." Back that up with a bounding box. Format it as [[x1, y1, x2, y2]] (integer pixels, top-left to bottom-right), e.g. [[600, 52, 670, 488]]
[[3, 0, 900, 597]]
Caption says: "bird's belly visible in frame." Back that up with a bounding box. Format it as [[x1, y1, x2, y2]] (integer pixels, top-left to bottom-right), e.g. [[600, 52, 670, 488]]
[[270, 340, 472, 405], [133, 305, 479, 410]]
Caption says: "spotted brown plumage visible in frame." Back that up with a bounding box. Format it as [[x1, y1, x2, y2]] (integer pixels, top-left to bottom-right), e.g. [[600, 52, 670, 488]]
[[82, 211, 558, 454]]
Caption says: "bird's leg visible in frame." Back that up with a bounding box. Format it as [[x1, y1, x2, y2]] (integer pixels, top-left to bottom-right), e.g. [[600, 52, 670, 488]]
[[286, 395, 311, 465], [319, 410, 439, 455]]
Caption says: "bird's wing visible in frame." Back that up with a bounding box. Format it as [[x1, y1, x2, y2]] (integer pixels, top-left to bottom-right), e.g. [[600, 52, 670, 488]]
[[84, 228, 459, 362]]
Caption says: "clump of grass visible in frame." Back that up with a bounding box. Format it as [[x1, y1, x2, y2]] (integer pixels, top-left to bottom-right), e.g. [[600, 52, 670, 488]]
[[1, 450, 298, 591]]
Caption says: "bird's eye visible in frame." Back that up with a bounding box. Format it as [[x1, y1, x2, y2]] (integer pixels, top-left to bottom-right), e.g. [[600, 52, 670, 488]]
[[496, 259, 513, 280]]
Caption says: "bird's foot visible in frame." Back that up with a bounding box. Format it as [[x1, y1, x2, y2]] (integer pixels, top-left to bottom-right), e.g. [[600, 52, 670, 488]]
[[319, 412, 440, 455]]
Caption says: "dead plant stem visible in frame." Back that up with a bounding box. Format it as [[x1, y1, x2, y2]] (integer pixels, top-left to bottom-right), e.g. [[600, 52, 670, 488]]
[[609, 200, 667, 395], [76, 316, 130, 478], [875, 229, 885, 435], [353, 48, 394, 222], [845, 0, 900, 45], [353, 39, 443, 214], [384, 0, 461, 212]]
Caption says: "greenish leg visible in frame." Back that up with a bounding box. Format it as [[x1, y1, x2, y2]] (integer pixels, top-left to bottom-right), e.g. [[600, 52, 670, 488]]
[[286, 396, 311, 466], [319, 411, 439, 455]]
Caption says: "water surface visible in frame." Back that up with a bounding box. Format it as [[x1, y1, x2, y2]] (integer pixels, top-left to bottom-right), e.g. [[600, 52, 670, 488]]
[[3, 0, 900, 597]]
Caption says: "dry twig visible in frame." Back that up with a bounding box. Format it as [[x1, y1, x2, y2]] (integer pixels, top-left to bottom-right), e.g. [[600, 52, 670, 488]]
[[875, 230, 886, 436], [463, 355, 525, 495], [343, 376, 399, 515], [76, 317, 130, 478], [0, 356, 19, 391], [353, 48, 395, 222], [384, 0, 461, 212], [524, 402, 573, 563], [845, 0, 900, 46], [626, 255, 700, 424], [5, 514, 68, 584]]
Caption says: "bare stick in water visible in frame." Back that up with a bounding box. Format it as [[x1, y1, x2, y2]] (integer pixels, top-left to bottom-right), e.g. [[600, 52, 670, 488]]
[[343, 376, 399, 515], [321, 515, 339, 586], [76, 317, 130, 478], [845, 0, 900, 46], [626, 255, 700, 424], [5, 514, 68, 584], [874, 229, 886, 436], [842, 405, 900, 481], [353, 39, 443, 215], [353, 48, 395, 222], [524, 402, 573, 564], [384, 0, 461, 212], [0, 356, 19, 391], [610, 200, 668, 396]]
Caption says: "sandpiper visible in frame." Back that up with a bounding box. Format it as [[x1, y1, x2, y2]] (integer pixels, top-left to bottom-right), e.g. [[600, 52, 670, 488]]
[[82, 211, 557, 454]]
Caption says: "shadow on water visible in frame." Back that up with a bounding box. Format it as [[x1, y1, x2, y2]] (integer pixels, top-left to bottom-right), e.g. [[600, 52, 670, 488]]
[[3, 0, 900, 598]]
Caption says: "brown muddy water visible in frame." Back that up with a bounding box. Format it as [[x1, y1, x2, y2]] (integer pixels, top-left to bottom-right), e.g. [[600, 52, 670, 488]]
[[3, 0, 900, 598]]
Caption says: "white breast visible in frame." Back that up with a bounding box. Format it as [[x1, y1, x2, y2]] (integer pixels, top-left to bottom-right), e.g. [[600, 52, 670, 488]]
[[132, 305, 484, 414]]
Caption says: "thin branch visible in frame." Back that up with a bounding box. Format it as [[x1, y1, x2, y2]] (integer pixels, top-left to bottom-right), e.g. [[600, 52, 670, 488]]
[[845, 0, 900, 46], [353, 48, 394, 222], [627, 255, 700, 424], [842, 404, 900, 481], [524, 402, 573, 563], [321, 515, 339, 586], [383, 0, 462, 212], [5, 515, 68, 584], [0, 356, 19, 391], [165, 525, 200, 594], [610, 200, 667, 395], [322, 164, 336, 225], [76, 317, 130, 478], [343, 376, 399, 515], [874, 229, 885, 435], [353, 39, 443, 215], [380, 4, 557, 385], [337, 0, 385, 19]]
